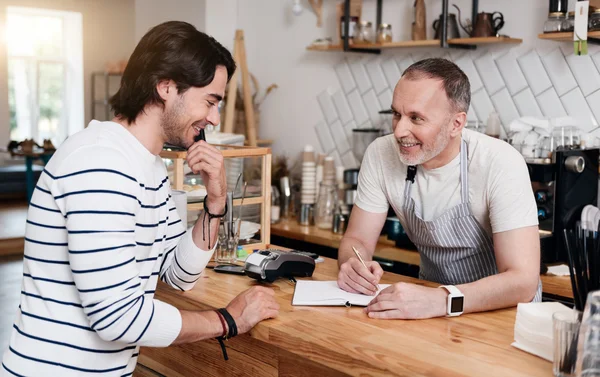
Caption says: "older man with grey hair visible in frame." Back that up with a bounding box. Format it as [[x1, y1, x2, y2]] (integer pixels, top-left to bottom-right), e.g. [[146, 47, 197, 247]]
[[337, 58, 541, 320]]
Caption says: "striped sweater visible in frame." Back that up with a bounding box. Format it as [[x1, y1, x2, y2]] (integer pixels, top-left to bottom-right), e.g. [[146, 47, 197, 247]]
[[1, 120, 214, 377]]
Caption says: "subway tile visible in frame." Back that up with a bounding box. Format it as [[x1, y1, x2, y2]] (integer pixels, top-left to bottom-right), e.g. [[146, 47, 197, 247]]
[[565, 53, 600, 96], [495, 51, 528, 95], [517, 50, 552, 96], [470, 89, 496, 125], [362, 89, 384, 127], [345, 120, 357, 150], [561, 88, 598, 133], [314, 121, 336, 154], [395, 55, 414, 73], [329, 120, 350, 154], [332, 90, 354, 125], [346, 90, 369, 125], [377, 89, 393, 111], [490, 88, 520, 131], [474, 52, 505, 96], [381, 58, 401, 90], [467, 106, 478, 121], [454, 55, 483, 92], [513, 88, 543, 117], [349, 58, 372, 94], [536, 88, 567, 118], [541, 49, 577, 96], [359, 120, 373, 129], [365, 60, 388, 94], [341, 151, 359, 169], [585, 89, 600, 131], [317, 90, 338, 125], [335, 60, 356, 94], [329, 149, 343, 170]]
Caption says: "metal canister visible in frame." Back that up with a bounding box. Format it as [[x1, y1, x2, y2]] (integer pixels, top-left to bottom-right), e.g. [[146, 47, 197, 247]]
[[332, 213, 348, 234]]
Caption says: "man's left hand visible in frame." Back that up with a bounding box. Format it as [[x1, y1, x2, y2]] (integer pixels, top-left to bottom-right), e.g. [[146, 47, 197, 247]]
[[186, 140, 227, 213], [364, 282, 448, 319]]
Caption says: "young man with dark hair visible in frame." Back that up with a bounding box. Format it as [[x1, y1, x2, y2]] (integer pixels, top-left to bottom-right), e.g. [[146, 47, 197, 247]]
[[337, 58, 542, 320], [2, 21, 279, 376]]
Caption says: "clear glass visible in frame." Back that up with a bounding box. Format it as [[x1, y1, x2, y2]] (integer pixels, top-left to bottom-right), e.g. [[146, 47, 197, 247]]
[[544, 13, 566, 33], [561, 14, 575, 32], [377, 24, 392, 43], [271, 185, 281, 224], [315, 182, 337, 229], [553, 310, 582, 377], [552, 126, 581, 150], [217, 218, 238, 264], [356, 21, 374, 44], [576, 292, 600, 377]]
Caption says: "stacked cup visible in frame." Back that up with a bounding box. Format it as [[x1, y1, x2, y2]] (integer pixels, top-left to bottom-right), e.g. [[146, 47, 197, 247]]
[[301, 146, 317, 205], [322, 156, 336, 186]]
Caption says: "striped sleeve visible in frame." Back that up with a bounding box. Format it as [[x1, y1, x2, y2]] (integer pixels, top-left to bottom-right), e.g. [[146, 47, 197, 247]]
[[158, 187, 216, 291], [51, 145, 182, 347]]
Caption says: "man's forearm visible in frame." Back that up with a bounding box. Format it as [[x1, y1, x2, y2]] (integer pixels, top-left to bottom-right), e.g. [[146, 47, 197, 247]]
[[457, 270, 538, 314], [338, 235, 374, 266], [190, 211, 221, 250], [172, 309, 224, 345]]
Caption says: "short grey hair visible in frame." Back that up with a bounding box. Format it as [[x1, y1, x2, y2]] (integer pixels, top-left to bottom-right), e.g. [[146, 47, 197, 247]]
[[401, 58, 471, 113]]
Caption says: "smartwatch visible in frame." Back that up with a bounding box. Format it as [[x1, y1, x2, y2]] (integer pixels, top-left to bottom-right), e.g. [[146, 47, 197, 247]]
[[440, 285, 464, 317]]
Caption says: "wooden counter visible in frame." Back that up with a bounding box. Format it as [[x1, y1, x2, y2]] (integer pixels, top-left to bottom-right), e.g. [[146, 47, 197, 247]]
[[271, 219, 574, 300], [138, 257, 551, 377]]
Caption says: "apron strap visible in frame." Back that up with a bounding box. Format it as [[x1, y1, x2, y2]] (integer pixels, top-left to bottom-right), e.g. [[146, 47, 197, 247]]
[[460, 138, 468, 204]]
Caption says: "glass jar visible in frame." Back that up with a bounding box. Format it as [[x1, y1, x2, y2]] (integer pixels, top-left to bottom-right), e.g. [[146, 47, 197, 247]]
[[355, 21, 374, 44], [590, 9, 600, 31], [561, 11, 575, 32], [270, 185, 281, 224], [377, 23, 392, 44], [544, 12, 566, 33], [314, 182, 337, 229]]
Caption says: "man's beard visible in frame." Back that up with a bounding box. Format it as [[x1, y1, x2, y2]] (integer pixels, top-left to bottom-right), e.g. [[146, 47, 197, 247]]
[[161, 98, 190, 149], [397, 127, 451, 166]]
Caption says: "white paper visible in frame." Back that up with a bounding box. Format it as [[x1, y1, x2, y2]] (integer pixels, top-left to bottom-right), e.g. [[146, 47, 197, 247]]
[[292, 280, 390, 307]]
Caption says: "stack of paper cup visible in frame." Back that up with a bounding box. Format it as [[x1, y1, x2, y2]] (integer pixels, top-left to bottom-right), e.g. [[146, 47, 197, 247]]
[[301, 145, 317, 204], [315, 154, 325, 198], [322, 156, 336, 186]]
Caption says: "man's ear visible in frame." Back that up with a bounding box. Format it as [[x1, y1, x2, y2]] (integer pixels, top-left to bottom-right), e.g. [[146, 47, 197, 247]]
[[156, 79, 173, 101], [450, 112, 467, 137]]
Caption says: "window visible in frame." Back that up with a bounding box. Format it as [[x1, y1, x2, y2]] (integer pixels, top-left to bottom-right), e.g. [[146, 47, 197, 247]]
[[6, 6, 83, 147]]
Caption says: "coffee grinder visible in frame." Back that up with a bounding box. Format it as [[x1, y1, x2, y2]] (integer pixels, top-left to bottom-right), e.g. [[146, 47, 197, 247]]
[[342, 128, 382, 209], [528, 147, 599, 263]]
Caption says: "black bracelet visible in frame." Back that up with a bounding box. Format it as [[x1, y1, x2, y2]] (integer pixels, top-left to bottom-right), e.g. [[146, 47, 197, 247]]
[[201, 196, 227, 245], [203, 195, 228, 219], [217, 308, 238, 338]]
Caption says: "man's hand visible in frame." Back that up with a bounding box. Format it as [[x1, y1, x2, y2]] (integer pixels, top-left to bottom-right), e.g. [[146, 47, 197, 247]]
[[338, 258, 383, 295], [186, 140, 227, 213], [364, 282, 447, 319], [225, 286, 280, 334]]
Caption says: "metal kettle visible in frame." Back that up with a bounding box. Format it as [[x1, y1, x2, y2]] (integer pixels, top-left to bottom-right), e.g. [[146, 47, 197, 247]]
[[453, 4, 504, 37], [432, 13, 461, 40]]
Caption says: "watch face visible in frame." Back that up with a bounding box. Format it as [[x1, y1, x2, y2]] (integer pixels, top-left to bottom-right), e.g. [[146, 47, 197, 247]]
[[451, 296, 464, 313]]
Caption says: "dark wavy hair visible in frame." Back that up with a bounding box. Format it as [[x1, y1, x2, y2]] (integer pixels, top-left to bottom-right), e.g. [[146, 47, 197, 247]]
[[402, 58, 470, 113], [110, 21, 236, 123]]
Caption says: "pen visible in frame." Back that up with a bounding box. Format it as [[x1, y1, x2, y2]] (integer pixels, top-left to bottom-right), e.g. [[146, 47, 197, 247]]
[[352, 246, 368, 270]]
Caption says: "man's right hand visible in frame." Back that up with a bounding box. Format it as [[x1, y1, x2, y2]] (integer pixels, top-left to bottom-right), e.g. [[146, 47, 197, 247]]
[[226, 286, 280, 334], [338, 258, 384, 295]]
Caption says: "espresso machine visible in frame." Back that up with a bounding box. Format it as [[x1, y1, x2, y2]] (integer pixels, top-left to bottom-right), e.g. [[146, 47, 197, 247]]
[[528, 147, 599, 263]]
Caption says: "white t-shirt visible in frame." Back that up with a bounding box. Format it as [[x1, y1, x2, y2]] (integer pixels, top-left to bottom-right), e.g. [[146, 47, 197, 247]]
[[355, 128, 538, 236]]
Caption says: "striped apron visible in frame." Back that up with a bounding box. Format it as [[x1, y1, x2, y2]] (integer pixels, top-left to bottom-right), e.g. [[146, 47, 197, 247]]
[[402, 139, 542, 302]]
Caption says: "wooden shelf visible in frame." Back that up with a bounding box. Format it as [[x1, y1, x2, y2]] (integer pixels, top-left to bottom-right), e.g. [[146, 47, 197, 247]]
[[306, 36, 522, 52], [538, 31, 600, 42], [447, 36, 523, 45]]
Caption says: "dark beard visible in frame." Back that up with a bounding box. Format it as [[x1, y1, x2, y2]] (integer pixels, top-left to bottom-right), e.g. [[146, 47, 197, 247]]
[[161, 100, 190, 149]]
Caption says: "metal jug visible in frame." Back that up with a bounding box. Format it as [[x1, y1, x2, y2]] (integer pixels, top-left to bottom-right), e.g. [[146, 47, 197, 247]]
[[432, 13, 461, 40], [454, 4, 504, 37]]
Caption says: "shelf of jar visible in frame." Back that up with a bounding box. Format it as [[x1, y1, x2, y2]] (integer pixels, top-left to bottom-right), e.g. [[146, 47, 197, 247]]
[[538, 30, 600, 41], [306, 36, 522, 51]]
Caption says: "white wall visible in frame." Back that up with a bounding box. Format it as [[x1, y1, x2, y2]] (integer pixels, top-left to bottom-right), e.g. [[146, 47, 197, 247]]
[[0, 0, 135, 151], [202, 0, 600, 169], [135, 0, 206, 42]]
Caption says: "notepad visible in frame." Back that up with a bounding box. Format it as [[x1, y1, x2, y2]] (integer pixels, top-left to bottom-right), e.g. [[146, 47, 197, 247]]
[[292, 280, 391, 307]]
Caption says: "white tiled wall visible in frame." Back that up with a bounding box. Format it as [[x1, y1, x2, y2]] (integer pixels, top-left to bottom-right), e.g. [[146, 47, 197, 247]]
[[314, 45, 600, 169]]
